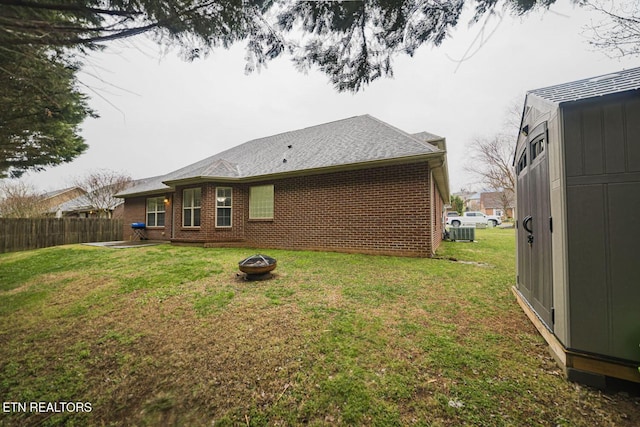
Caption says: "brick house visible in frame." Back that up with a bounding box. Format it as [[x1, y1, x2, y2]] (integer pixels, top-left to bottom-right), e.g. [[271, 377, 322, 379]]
[[50, 192, 125, 218], [118, 115, 450, 257], [479, 191, 514, 218], [42, 187, 87, 215]]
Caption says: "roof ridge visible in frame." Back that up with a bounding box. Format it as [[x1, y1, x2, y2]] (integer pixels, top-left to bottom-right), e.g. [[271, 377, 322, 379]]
[[239, 114, 369, 146], [117, 114, 447, 197], [528, 66, 640, 103], [365, 115, 440, 152], [530, 66, 640, 92], [42, 186, 83, 198], [201, 158, 240, 177]]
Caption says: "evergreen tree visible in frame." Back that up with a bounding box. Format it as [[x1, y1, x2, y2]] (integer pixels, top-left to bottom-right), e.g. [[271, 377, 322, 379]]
[[0, 0, 568, 177], [450, 195, 464, 215], [0, 45, 95, 178]]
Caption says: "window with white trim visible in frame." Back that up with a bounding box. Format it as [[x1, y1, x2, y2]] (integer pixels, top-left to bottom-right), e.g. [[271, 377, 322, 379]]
[[146, 197, 165, 227], [249, 185, 274, 219], [216, 187, 232, 227], [183, 188, 201, 227]]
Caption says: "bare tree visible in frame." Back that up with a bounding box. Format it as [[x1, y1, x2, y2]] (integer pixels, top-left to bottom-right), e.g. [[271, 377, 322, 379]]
[[464, 99, 522, 214], [0, 181, 47, 218], [465, 133, 516, 202], [584, 0, 640, 58], [72, 169, 132, 218]]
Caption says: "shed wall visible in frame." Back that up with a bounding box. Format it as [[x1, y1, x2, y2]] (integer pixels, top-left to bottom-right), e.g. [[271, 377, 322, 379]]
[[516, 98, 570, 344], [562, 94, 640, 362], [547, 107, 570, 346]]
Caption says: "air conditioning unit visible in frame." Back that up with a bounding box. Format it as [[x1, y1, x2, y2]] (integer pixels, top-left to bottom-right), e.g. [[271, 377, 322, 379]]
[[450, 226, 475, 241]]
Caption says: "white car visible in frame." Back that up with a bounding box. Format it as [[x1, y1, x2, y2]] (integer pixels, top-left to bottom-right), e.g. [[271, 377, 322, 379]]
[[446, 211, 502, 227]]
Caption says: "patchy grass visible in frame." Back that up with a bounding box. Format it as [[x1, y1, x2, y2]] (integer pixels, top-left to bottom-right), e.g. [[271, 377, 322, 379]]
[[0, 229, 638, 426]]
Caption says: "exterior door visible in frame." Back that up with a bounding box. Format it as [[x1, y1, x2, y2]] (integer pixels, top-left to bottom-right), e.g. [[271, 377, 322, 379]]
[[516, 123, 553, 330]]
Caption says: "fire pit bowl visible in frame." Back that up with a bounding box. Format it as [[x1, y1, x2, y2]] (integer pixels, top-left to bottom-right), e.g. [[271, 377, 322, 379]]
[[238, 254, 277, 280]]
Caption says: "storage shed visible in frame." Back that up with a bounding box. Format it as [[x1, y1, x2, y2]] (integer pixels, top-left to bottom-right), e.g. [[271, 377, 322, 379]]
[[513, 67, 640, 387]]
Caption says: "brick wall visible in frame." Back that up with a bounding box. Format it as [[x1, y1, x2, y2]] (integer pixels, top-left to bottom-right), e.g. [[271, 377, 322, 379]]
[[243, 162, 435, 257], [121, 161, 445, 256], [431, 176, 444, 253], [170, 183, 247, 243], [121, 194, 173, 241]]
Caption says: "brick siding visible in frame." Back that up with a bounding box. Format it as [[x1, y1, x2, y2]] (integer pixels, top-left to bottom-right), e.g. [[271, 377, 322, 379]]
[[121, 194, 173, 241], [122, 161, 444, 257]]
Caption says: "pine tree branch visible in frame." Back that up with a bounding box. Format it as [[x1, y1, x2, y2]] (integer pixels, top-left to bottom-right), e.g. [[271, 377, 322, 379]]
[[0, 0, 143, 18]]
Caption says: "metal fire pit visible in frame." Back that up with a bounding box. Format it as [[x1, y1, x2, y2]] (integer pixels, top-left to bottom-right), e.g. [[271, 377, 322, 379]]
[[238, 254, 277, 281]]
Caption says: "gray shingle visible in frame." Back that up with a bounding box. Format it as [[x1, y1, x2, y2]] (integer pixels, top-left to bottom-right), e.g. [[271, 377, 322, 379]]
[[529, 66, 640, 104], [55, 194, 93, 212], [116, 175, 171, 196], [118, 115, 443, 196], [412, 131, 444, 143]]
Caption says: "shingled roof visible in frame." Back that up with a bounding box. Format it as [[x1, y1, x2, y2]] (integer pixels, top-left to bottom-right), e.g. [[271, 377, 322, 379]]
[[528, 66, 640, 104], [118, 115, 448, 198]]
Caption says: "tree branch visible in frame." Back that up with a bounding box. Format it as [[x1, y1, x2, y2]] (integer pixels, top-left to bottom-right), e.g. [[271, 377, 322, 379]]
[[0, 0, 143, 17]]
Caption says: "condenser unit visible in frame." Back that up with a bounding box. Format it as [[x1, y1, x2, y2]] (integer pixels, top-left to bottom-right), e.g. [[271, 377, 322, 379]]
[[449, 226, 475, 241]]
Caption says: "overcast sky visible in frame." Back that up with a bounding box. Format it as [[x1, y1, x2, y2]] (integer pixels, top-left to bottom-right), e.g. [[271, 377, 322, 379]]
[[17, 0, 640, 194]]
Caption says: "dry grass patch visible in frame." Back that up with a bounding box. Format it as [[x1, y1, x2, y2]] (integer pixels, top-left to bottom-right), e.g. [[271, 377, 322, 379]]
[[1, 232, 638, 426]]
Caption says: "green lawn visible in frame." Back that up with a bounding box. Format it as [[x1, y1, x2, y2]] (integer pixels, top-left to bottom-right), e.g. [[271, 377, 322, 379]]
[[0, 229, 637, 426]]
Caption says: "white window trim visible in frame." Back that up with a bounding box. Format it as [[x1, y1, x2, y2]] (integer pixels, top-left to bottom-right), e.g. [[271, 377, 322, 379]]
[[146, 197, 166, 227], [249, 184, 274, 220], [215, 187, 232, 228], [183, 188, 201, 228]]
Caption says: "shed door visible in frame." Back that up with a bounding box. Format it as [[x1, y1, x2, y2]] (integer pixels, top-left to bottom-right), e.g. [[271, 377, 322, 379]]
[[516, 123, 553, 330]]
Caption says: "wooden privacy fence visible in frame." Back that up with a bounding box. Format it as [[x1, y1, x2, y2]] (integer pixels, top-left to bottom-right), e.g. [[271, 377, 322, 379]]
[[0, 218, 123, 253]]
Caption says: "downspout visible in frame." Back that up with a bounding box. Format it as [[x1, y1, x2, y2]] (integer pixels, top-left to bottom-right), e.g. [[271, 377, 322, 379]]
[[171, 194, 175, 240], [431, 170, 436, 256], [426, 150, 450, 251]]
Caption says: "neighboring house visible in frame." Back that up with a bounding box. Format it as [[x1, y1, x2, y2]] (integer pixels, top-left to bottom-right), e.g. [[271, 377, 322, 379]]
[[42, 187, 87, 215], [479, 191, 514, 218], [117, 115, 450, 257], [51, 193, 125, 218], [451, 190, 481, 211], [46, 181, 138, 218], [466, 193, 481, 211]]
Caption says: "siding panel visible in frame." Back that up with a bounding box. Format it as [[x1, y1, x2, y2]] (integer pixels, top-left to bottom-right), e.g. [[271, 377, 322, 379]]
[[566, 184, 608, 354], [603, 103, 626, 174], [563, 107, 583, 178], [625, 97, 640, 172], [608, 182, 640, 360], [582, 105, 604, 175]]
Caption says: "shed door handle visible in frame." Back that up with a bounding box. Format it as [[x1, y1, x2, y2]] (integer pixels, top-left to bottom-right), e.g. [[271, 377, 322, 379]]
[[523, 216, 533, 234]]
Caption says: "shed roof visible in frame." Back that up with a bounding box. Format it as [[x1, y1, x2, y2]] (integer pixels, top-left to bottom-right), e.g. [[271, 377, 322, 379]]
[[119, 115, 448, 198], [528, 66, 640, 104]]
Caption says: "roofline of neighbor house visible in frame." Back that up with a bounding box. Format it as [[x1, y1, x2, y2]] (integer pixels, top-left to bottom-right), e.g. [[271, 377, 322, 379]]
[[119, 151, 449, 200], [42, 186, 86, 200]]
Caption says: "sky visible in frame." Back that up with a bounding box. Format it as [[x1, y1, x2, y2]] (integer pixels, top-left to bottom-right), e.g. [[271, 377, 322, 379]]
[[16, 0, 640, 194]]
